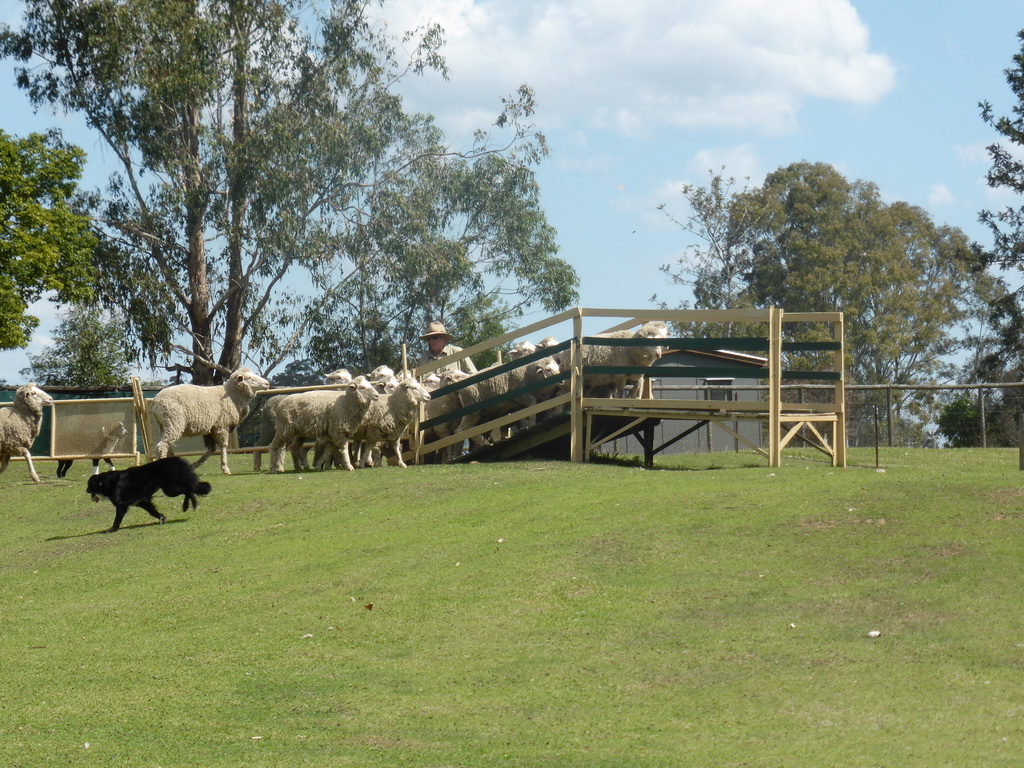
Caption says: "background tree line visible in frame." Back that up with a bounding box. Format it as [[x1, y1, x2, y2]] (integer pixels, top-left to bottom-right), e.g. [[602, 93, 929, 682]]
[[1, 0, 578, 386], [4, 6, 1024, 449]]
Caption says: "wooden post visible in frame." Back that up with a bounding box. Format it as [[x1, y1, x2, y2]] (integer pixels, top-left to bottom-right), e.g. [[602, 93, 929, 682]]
[[832, 313, 846, 468], [768, 307, 782, 467], [1019, 414, 1024, 471], [130, 376, 153, 462], [570, 312, 584, 463], [979, 386, 987, 449]]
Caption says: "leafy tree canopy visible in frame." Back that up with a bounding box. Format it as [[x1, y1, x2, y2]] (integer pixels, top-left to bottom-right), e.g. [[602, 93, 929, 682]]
[[0, 128, 96, 349], [20, 303, 132, 387], [1, 0, 577, 384]]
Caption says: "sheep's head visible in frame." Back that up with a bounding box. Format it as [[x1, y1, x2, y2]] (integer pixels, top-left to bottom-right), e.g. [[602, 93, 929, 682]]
[[527, 356, 560, 383], [536, 336, 559, 348], [16, 383, 54, 414], [509, 340, 537, 359], [396, 378, 431, 403], [349, 376, 381, 404], [229, 368, 271, 397], [635, 322, 669, 340], [369, 365, 395, 380], [325, 368, 352, 385]]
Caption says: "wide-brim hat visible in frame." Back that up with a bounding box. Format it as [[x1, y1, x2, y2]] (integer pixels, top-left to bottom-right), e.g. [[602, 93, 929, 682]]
[[420, 321, 454, 341]]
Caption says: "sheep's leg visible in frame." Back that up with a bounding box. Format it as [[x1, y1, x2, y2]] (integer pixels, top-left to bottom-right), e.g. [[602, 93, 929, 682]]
[[191, 434, 216, 469], [17, 447, 41, 483], [391, 440, 407, 468], [289, 437, 309, 471], [253, 449, 265, 472], [0, 455, 8, 474], [337, 438, 357, 471], [268, 436, 288, 473]]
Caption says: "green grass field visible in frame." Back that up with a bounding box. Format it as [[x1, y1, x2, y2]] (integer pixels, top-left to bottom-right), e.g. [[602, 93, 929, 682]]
[[2, 448, 1023, 767]]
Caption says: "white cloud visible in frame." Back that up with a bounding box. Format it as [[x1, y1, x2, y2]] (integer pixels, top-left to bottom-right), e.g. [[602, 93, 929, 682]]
[[928, 183, 955, 208], [374, 0, 896, 137]]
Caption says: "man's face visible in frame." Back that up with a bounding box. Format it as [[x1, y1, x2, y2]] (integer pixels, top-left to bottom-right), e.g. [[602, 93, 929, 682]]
[[427, 335, 447, 355]]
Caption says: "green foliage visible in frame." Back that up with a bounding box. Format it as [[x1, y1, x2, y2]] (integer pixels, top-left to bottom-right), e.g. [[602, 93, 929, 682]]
[[19, 303, 132, 387], [739, 162, 985, 386], [937, 395, 984, 447], [1, 1, 576, 384], [0, 129, 95, 349], [3, 449, 1024, 766], [973, 29, 1024, 381]]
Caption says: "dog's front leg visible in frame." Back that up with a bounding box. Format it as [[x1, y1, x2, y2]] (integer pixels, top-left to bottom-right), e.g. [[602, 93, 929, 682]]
[[106, 505, 130, 533]]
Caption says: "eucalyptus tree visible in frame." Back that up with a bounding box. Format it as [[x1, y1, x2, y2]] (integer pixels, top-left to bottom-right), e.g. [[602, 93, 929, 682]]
[[0, 129, 95, 350], [973, 29, 1024, 378], [21, 303, 132, 387], [740, 162, 982, 386], [1, 0, 576, 383]]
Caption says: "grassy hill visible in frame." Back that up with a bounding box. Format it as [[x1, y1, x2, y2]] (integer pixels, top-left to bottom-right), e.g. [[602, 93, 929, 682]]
[[2, 448, 1023, 767]]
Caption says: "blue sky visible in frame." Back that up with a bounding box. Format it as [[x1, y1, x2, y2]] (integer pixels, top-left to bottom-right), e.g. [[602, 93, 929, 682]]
[[2, 0, 1023, 380]]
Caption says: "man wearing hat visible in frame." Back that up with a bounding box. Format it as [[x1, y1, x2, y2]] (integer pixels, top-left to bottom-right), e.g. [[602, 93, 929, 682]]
[[418, 321, 478, 375]]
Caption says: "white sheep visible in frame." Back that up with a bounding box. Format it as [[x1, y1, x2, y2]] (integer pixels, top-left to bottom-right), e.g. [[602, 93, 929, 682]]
[[558, 321, 668, 399], [0, 383, 54, 483], [152, 367, 270, 475], [325, 368, 353, 385], [350, 377, 432, 468], [268, 377, 379, 473], [456, 356, 561, 446], [319, 376, 387, 471], [508, 340, 537, 359]]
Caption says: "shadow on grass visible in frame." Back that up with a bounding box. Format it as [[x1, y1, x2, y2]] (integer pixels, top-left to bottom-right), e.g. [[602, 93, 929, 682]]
[[587, 454, 765, 471], [46, 518, 189, 541]]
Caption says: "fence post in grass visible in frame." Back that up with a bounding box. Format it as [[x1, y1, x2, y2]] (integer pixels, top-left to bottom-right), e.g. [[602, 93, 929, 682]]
[[979, 386, 987, 449], [1018, 413, 1024, 470]]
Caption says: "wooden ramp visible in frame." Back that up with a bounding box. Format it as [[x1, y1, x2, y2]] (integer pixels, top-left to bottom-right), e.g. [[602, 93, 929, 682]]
[[406, 307, 847, 468]]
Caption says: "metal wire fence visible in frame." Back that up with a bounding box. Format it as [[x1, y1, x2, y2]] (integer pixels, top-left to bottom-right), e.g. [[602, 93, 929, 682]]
[[600, 382, 1024, 457]]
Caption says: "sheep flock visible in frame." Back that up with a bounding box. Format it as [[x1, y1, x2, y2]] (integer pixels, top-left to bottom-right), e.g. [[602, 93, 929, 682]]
[[3, 321, 670, 479]]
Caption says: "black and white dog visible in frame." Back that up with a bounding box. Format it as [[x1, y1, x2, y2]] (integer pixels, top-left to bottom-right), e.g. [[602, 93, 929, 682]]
[[86, 457, 212, 533]]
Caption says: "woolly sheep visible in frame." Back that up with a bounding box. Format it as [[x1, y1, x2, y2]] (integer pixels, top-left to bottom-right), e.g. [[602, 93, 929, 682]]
[[318, 376, 387, 472], [325, 368, 353, 385], [269, 377, 379, 473], [350, 377, 432, 468], [0, 383, 54, 483], [456, 356, 561, 447], [152, 367, 270, 475], [508, 340, 537, 359], [558, 321, 668, 399]]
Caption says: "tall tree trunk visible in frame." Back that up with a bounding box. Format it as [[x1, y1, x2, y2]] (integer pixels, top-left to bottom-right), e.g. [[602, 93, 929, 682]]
[[219, 0, 249, 376], [183, 102, 215, 384]]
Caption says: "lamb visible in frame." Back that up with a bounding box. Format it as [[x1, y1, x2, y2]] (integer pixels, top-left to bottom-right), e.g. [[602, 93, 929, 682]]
[[455, 356, 561, 447], [0, 383, 54, 483], [56, 421, 130, 477], [268, 377, 379, 474], [349, 377, 432, 469], [558, 321, 668, 399], [151, 367, 271, 475]]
